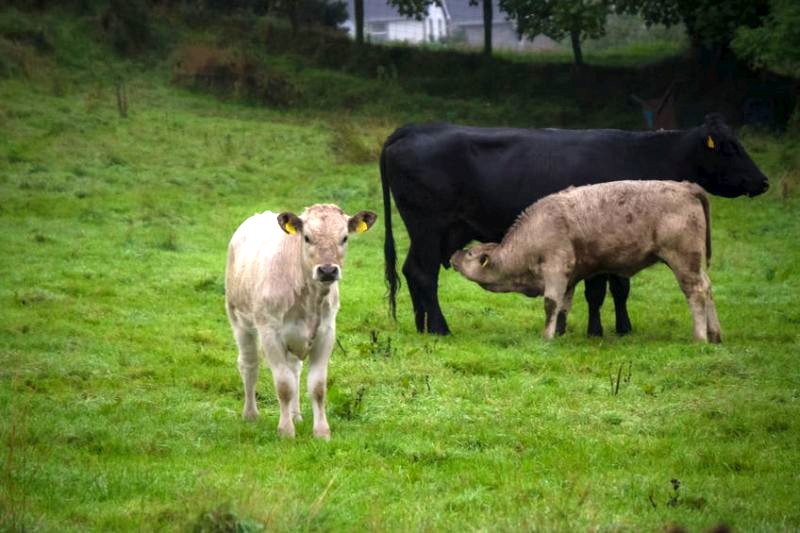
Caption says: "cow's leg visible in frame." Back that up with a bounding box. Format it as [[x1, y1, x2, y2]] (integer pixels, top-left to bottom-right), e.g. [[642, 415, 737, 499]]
[[556, 284, 575, 336], [308, 325, 334, 440], [584, 275, 607, 337], [259, 328, 297, 438], [609, 275, 633, 336], [663, 254, 710, 342], [289, 357, 303, 422], [403, 237, 450, 335], [542, 272, 569, 340], [704, 272, 722, 344], [233, 325, 260, 420]]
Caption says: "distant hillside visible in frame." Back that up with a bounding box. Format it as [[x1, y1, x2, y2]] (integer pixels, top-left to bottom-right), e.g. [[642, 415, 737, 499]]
[[0, 5, 795, 130]]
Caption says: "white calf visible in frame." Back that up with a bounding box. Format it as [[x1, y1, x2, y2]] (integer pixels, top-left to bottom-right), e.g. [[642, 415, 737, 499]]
[[225, 204, 376, 439]]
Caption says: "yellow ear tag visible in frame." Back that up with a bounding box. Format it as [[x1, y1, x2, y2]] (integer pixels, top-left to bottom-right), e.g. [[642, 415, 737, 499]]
[[706, 136, 716, 149], [284, 221, 296, 235], [480, 256, 489, 268], [356, 220, 368, 233]]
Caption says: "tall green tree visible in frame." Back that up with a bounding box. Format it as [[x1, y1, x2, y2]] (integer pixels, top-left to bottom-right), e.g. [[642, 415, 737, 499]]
[[616, 0, 768, 58], [731, 0, 800, 79], [500, 0, 608, 66], [354, 0, 364, 45]]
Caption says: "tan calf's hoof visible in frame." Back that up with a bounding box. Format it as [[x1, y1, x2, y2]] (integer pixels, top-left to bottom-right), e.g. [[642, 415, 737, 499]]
[[709, 331, 722, 344], [242, 408, 259, 421]]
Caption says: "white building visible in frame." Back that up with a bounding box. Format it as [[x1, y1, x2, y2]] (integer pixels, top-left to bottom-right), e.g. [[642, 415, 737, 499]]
[[343, 0, 448, 44], [343, 0, 560, 51]]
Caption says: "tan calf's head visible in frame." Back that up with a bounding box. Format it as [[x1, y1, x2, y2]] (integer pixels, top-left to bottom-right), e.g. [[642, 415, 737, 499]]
[[451, 243, 541, 296], [277, 204, 377, 284], [451, 243, 504, 287]]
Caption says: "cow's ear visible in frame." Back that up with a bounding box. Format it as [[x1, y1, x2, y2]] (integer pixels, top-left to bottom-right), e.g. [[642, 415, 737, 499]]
[[277, 212, 303, 235], [479, 253, 490, 268], [348, 211, 377, 234]]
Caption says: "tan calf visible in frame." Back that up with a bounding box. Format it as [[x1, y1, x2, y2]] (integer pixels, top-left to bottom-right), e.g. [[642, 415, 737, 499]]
[[451, 180, 722, 343], [225, 204, 376, 439]]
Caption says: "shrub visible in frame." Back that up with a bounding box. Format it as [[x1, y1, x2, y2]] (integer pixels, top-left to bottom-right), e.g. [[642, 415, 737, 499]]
[[0, 37, 45, 78], [172, 44, 301, 107]]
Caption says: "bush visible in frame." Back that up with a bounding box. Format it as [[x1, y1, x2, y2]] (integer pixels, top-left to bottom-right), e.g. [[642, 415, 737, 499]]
[[172, 44, 302, 107], [0, 37, 46, 78]]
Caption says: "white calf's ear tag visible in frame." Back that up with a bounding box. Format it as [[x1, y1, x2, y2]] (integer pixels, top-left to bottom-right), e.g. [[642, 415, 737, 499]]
[[356, 219, 368, 233], [284, 221, 297, 234], [480, 255, 489, 268]]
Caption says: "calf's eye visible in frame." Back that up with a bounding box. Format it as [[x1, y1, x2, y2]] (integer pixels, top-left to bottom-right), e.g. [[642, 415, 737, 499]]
[[341, 235, 348, 245], [304, 235, 311, 244]]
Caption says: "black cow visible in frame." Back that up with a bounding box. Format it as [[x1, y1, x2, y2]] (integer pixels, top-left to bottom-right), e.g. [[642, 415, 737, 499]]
[[381, 114, 769, 335]]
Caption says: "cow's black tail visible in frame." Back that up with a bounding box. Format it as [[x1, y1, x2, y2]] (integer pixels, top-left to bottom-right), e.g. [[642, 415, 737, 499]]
[[381, 144, 399, 320]]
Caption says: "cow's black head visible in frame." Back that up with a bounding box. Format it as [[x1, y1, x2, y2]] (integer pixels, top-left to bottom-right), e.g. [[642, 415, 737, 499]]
[[692, 114, 769, 198]]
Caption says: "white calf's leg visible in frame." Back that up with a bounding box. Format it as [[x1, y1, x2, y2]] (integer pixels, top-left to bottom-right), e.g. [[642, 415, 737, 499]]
[[233, 325, 260, 420], [308, 325, 334, 440], [290, 356, 303, 422], [260, 328, 297, 438]]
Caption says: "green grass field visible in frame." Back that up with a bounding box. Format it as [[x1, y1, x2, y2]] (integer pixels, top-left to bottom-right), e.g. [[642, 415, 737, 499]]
[[2, 9, 800, 532]]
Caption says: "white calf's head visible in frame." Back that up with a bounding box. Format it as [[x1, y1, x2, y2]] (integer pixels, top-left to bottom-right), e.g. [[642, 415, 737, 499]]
[[277, 204, 377, 284]]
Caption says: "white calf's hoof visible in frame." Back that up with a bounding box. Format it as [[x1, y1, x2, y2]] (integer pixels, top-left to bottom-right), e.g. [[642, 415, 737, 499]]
[[278, 423, 296, 439], [313, 425, 331, 441], [242, 408, 259, 421]]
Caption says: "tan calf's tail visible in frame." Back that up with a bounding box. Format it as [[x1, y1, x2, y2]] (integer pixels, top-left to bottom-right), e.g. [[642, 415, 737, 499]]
[[694, 187, 711, 268]]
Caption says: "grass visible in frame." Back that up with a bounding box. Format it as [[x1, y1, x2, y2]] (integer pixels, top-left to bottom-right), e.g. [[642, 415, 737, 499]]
[[1, 7, 799, 532]]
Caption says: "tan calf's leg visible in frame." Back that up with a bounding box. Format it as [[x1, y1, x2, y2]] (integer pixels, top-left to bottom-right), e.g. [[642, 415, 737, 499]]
[[556, 284, 575, 336], [664, 252, 710, 342], [703, 272, 722, 343], [542, 272, 568, 340]]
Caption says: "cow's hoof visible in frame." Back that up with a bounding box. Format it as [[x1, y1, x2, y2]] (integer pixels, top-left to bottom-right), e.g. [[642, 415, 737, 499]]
[[293, 413, 303, 423], [708, 331, 722, 344], [242, 408, 259, 421], [314, 426, 331, 441], [587, 327, 603, 337], [615, 323, 632, 336]]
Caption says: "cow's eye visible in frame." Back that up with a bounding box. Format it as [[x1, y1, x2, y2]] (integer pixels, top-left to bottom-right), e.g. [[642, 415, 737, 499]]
[[341, 235, 348, 245], [304, 235, 311, 244]]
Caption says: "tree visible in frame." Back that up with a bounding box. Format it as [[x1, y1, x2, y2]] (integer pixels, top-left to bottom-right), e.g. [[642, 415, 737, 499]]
[[731, 0, 800, 79], [477, 0, 492, 56], [732, 0, 800, 129], [500, 0, 608, 66], [615, 0, 768, 58], [354, 0, 364, 45]]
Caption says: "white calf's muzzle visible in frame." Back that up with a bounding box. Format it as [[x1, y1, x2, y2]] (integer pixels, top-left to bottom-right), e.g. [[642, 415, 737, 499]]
[[314, 264, 341, 283]]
